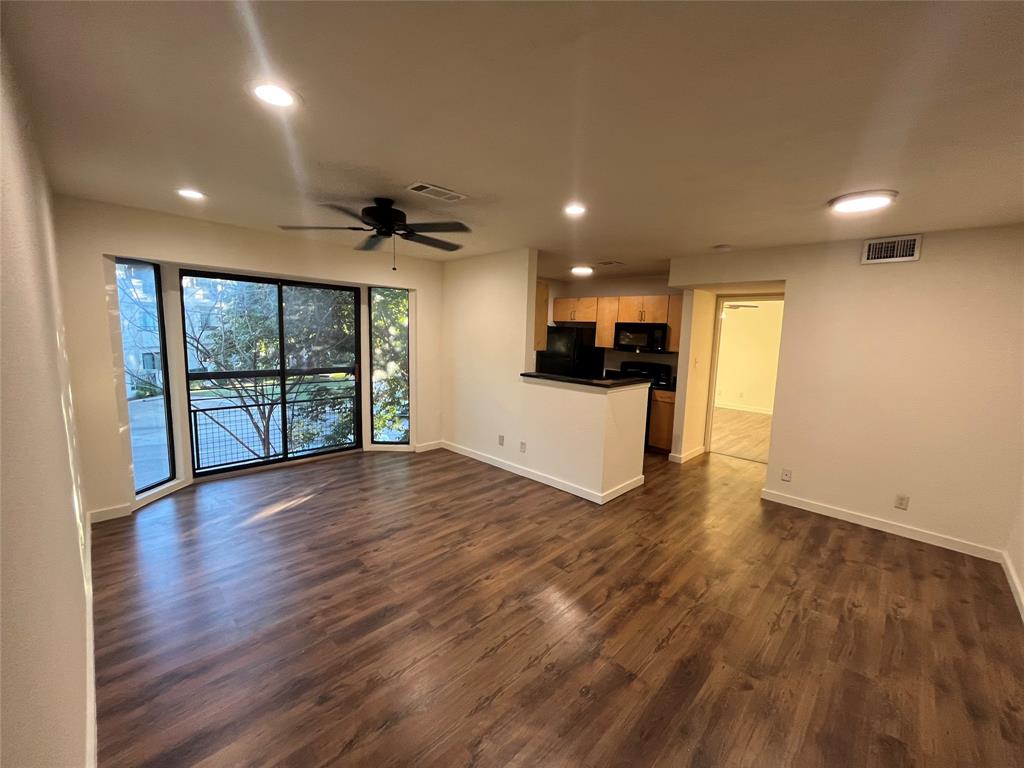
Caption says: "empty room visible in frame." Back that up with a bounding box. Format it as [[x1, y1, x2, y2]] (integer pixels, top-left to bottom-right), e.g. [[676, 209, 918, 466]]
[[2, 2, 1023, 767]]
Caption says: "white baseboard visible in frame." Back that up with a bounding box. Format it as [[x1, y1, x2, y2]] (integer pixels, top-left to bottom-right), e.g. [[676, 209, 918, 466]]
[[90, 504, 132, 524], [715, 403, 773, 415], [415, 440, 443, 452], [440, 442, 642, 505], [760, 489, 1002, 563], [1002, 550, 1024, 622], [669, 445, 706, 464]]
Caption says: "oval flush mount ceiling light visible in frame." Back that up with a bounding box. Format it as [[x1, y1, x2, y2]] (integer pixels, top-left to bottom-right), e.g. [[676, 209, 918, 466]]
[[571, 265, 594, 277], [253, 83, 296, 107], [564, 202, 587, 218], [829, 189, 898, 214], [177, 188, 205, 200]]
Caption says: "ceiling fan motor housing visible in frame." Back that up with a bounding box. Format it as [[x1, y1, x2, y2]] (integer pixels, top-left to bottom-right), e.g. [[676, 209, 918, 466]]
[[365, 198, 405, 232]]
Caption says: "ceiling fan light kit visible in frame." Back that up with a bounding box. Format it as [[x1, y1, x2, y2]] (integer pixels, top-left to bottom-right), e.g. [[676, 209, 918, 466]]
[[280, 197, 470, 253]]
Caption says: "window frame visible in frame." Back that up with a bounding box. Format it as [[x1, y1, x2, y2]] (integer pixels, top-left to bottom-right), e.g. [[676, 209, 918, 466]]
[[115, 258, 176, 494], [178, 269, 363, 477], [369, 286, 411, 446]]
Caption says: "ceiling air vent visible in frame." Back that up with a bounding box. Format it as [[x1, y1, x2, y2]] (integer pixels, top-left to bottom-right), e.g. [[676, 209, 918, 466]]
[[861, 234, 921, 264], [406, 182, 467, 203], [597, 260, 624, 266]]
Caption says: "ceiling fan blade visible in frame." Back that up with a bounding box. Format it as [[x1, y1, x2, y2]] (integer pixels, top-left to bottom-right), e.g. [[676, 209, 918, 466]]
[[320, 203, 377, 227], [403, 221, 471, 233], [356, 234, 387, 251], [279, 225, 371, 231], [400, 232, 462, 252]]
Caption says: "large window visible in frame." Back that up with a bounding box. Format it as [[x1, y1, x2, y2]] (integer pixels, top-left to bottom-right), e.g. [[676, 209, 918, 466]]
[[181, 271, 359, 474], [370, 287, 410, 444], [115, 259, 175, 492]]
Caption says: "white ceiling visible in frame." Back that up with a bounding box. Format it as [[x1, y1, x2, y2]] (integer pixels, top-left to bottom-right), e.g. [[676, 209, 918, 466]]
[[4, 2, 1022, 278]]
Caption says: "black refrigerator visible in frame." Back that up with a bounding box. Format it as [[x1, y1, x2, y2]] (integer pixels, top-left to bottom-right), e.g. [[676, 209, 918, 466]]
[[536, 326, 604, 379]]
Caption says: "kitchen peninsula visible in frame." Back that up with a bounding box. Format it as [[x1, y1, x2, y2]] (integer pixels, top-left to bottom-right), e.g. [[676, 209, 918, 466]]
[[517, 372, 650, 504]]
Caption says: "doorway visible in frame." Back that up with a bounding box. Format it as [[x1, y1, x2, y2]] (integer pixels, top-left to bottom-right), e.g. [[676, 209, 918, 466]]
[[707, 296, 784, 463]]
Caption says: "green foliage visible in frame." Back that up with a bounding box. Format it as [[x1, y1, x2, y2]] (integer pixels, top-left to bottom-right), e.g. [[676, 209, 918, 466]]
[[370, 287, 410, 443]]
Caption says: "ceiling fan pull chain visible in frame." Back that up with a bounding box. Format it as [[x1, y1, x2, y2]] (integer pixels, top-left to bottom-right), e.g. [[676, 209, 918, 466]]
[[392, 238, 398, 271]]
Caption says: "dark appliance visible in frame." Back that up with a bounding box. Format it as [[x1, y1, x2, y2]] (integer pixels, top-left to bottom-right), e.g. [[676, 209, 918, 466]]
[[614, 322, 669, 353], [608, 360, 674, 389], [536, 326, 604, 379]]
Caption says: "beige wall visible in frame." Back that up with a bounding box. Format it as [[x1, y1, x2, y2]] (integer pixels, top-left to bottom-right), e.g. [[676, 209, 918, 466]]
[[53, 196, 445, 520], [670, 225, 1024, 559], [714, 299, 784, 414], [1, 58, 96, 767]]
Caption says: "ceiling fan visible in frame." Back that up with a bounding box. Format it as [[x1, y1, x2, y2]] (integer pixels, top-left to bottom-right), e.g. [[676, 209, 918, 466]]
[[279, 197, 470, 252]]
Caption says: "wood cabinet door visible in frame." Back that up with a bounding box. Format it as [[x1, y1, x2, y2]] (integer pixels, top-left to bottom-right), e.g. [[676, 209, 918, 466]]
[[595, 297, 619, 347], [643, 295, 669, 323], [648, 398, 674, 451], [617, 296, 644, 322], [667, 293, 684, 352], [574, 296, 598, 322], [534, 280, 549, 350], [552, 297, 576, 322]]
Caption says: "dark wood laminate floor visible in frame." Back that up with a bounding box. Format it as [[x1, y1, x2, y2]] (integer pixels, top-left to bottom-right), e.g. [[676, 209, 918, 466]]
[[92, 450, 1024, 767], [710, 407, 772, 464]]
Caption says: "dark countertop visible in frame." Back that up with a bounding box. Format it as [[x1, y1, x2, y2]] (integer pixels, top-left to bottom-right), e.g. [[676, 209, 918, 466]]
[[520, 372, 651, 389]]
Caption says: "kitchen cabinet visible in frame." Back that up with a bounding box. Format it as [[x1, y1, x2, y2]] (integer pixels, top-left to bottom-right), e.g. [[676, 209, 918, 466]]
[[595, 296, 619, 348], [534, 280, 549, 350], [618, 295, 668, 323], [667, 293, 684, 352], [553, 296, 597, 322], [648, 389, 676, 452]]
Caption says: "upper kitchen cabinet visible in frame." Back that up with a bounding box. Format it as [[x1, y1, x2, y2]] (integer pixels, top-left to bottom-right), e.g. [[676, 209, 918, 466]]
[[596, 296, 619, 347], [618, 295, 668, 323], [553, 296, 597, 322]]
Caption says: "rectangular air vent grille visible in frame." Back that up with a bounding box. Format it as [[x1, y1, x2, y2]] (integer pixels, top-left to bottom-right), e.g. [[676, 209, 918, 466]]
[[597, 260, 625, 266], [406, 182, 467, 202], [861, 234, 921, 264]]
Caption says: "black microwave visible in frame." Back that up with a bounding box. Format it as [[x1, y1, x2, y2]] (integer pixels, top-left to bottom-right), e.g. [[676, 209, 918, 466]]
[[614, 322, 669, 353]]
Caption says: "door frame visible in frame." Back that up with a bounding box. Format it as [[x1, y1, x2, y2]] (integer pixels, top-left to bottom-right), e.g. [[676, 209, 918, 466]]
[[703, 293, 785, 455]]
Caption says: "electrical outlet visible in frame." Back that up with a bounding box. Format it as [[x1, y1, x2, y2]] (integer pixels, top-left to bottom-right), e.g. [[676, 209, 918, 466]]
[[894, 494, 910, 511], [519, 441, 527, 453], [781, 469, 792, 482], [498, 434, 504, 447]]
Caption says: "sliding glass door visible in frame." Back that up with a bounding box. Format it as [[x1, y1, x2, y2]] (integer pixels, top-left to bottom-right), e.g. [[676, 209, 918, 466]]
[[115, 259, 175, 492], [181, 271, 359, 474]]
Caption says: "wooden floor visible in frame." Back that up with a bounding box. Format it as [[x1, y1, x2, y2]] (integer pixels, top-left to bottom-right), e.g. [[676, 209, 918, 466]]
[[91, 450, 1024, 767], [710, 406, 772, 463]]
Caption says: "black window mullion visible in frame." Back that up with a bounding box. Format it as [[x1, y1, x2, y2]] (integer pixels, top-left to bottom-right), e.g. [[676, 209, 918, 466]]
[[278, 282, 289, 460]]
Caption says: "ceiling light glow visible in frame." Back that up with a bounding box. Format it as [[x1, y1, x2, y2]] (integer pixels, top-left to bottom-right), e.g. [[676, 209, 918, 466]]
[[177, 188, 205, 200], [829, 190, 897, 214], [253, 83, 296, 107], [564, 202, 587, 217], [571, 266, 593, 276]]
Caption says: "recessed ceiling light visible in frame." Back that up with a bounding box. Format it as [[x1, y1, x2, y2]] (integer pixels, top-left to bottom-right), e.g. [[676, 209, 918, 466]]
[[829, 190, 897, 214], [177, 188, 205, 200], [570, 265, 593, 276], [253, 83, 296, 107], [564, 202, 587, 218]]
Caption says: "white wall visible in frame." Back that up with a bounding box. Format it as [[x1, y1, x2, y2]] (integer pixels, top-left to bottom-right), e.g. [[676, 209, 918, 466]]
[[1, 58, 96, 767], [670, 225, 1024, 559], [714, 299, 784, 414], [53, 196, 445, 521], [673, 289, 717, 461], [441, 248, 648, 501]]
